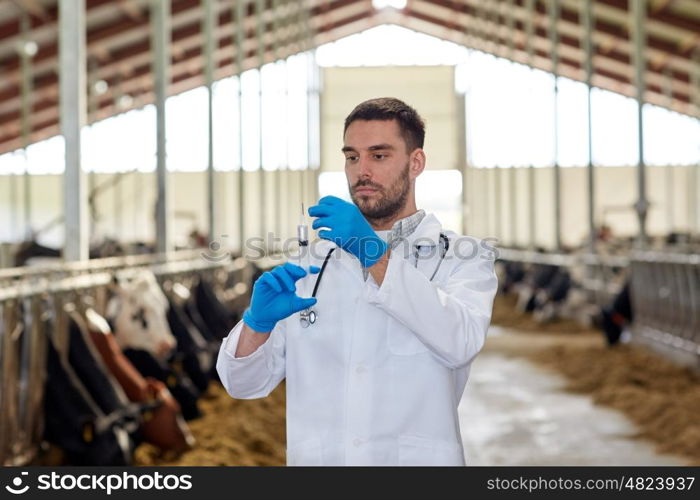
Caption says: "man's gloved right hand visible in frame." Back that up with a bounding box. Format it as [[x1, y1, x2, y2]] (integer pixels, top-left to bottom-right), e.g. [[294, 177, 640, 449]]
[[242, 262, 320, 333]]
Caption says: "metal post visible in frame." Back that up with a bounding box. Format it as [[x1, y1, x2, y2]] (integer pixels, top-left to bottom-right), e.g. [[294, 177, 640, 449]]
[[87, 57, 97, 239], [464, 86, 473, 234], [87, 57, 97, 123], [0, 303, 15, 463], [528, 162, 536, 249], [281, 3, 291, 240], [204, 0, 216, 245], [692, 47, 700, 235], [526, 0, 536, 249], [273, 0, 281, 241], [295, 0, 304, 56], [133, 171, 141, 242], [506, 0, 515, 61], [305, 0, 320, 210], [631, 0, 648, 247], [235, 0, 246, 255], [693, 47, 700, 114], [152, 0, 171, 253], [691, 159, 699, 236], [525, 0, 535, 65], [662, 66, 674, 233], [307, 54, 317, 204], [59, 0, 88, 262], [472, 0, 482, 51], [311, 1, 321, 206], [20, 11, 33, 241], [10, 161, 18, 241], [549, 0, 561, 250], [315, 64, 322, 204], [494, 167, 502, 242], [510, 166, 517, 245], [276, 0, 287, 240], [462, 0, 472, 46], [113, 75, 123, 240], [255, 0, 266, 248], [490, 0, 501, 55], [457, 92, 467, 235], [115, 172, 122, 239], [507, 0, 517, 245], [303, 0, 309, 209], [296, 1, 305, 205], [583, 0, 596, 251]]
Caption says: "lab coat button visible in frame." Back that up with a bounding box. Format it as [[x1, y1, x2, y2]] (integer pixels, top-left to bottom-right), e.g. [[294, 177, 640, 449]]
[[355, 364, 366, 374], [353, 438, 363, 447]]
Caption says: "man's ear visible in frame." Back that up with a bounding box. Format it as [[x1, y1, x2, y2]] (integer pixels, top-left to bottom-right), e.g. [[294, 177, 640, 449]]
[[409, 148, 426, 179]]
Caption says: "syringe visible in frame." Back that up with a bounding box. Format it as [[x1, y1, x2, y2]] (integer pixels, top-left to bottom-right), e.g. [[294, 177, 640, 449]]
[[298, 203, 312, 324], [298, 202, 311, 271]]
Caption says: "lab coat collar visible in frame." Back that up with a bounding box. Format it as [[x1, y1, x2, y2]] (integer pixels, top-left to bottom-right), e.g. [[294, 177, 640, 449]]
[[395, 212, 442, 250]]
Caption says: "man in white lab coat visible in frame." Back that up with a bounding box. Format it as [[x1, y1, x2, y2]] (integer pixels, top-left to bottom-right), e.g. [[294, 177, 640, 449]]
[[217, 97, 498, 466]]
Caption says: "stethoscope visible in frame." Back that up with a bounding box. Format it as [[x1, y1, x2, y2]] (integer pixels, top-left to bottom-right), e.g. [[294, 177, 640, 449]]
[[299, 233, 449, 328]]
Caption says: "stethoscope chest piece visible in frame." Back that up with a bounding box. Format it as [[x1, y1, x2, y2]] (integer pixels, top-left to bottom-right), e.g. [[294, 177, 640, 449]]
[[300, 309, 317, 328]]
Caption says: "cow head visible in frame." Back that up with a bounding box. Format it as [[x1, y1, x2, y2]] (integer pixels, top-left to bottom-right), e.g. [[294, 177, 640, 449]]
[[107, 270, 177, 360]]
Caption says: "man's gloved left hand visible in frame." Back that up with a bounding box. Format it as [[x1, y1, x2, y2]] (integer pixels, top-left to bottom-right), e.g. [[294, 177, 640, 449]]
[[308, 195, 388, 268], [242, 262, 320, 333]]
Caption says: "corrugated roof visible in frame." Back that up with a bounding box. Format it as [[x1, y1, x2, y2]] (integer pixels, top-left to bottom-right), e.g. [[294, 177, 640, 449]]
[[0, 0, 698, 155]]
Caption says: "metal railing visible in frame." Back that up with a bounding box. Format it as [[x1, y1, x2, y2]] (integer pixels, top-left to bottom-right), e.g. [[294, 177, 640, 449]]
[[0, 250, 252, 466], [629, 252, 700, 368], [498, 246, 700, 368], [0, 249, 217, 282], [496, 248, 629, 305]]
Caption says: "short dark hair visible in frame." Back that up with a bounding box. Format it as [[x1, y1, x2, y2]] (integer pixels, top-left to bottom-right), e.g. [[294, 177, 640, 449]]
[[343, 97, 426, 153]]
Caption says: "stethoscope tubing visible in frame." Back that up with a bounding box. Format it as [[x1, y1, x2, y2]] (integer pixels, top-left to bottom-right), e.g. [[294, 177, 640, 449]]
[[311, 247, 337, 298]]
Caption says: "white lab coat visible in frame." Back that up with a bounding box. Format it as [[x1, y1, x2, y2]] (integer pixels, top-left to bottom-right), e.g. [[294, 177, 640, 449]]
[[216, 213, 498, 466]]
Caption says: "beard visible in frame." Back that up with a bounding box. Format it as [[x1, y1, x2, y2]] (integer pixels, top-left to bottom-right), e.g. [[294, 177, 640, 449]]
[[349, 161, 411, 222]]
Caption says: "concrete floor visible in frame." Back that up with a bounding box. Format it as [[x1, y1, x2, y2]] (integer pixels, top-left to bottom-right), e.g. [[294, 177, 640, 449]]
[[458, 328, 687, 466]]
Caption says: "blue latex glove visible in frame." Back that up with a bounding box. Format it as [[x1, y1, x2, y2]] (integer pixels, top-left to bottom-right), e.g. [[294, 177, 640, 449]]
[[308, 195, 388, 268], [243, 262, 320, 333]]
